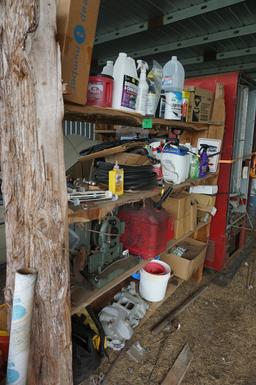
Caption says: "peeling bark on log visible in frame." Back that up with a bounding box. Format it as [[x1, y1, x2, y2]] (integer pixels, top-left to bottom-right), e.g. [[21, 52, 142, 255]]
[[0, 1, 72, 384]]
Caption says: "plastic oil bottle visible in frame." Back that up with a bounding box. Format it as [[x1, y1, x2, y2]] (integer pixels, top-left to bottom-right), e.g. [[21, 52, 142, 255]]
[[162, 56, 185, 120], [101, 60, 114, 77], [112, 53, 139, 112], [136, 60, 149, 115], [108, 162, 124, 196]]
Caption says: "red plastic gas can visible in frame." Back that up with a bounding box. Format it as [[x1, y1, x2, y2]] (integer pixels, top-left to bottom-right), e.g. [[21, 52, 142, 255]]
[[118, 200, 174, 259], [87, 75, 113, 107]]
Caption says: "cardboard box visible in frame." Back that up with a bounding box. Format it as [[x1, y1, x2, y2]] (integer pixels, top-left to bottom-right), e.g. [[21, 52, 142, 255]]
[[173, 201, 197, 239], [190, 202, 197, 230], [57, 0, 100, 105], [162, 238, 207, 280], [160, 192, 192, 219], [174, 215, 190, 239], [190, 193, 216, 208], [106, 153, 151, 166], [185, 87, 213, 123]]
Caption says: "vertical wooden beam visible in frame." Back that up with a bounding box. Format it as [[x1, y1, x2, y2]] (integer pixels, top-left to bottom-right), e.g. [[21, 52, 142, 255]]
[[0, 1, 72, 384]]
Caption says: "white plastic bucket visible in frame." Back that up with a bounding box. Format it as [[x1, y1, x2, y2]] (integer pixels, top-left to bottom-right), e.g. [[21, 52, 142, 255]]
[[139, 260, 171, 302]]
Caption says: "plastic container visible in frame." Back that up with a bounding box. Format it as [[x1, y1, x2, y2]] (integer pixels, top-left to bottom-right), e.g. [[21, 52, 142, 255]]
[[87, 75, 113, 107], [199, 144, 209, 177], [162, 56, 185, 93], [0, 304, 9, 367], [190, 147, 200, 179], [136, 60, 149, 115], [112, 53, 139, 112], [161, 143, 190, 184], [118, 201, 174, 259], [165, 91, 182, 120], [139, 260, 171, 302], [108, 162, 124, 196], [101, 60, 114, 77], [162, 56, 185, 121], [182, 90, 190, 122]]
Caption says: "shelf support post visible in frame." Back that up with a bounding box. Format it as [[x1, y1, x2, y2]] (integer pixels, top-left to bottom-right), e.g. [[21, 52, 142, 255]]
[[0, 1, 72, 384]]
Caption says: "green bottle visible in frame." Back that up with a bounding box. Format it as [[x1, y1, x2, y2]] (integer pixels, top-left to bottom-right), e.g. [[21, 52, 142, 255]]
[[190, 149, 200, 179]]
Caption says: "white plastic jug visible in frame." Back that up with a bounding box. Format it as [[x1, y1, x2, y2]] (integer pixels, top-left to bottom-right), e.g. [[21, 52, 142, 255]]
[[162, 56, 185, 120], [112, 53, 139, 112], [101, 60, 114, 77], [161, 143, 190, 184], [162, 56, 185, 92]]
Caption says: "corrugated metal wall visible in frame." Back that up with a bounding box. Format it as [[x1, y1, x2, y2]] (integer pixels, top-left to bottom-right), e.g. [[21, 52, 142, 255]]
[[63, 120, 95, 140]]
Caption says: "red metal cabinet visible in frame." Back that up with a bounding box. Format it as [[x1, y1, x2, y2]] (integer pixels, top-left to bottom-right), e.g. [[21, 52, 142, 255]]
[[186, 72, 255, 271]]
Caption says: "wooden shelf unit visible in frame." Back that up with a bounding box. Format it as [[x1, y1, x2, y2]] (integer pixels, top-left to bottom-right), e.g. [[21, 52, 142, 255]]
[[64, 104, 216, 131], [69, 83, 225, 316]]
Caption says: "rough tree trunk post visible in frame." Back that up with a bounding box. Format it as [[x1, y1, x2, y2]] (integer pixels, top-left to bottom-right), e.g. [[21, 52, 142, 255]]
[[0, 1, 72, 384]]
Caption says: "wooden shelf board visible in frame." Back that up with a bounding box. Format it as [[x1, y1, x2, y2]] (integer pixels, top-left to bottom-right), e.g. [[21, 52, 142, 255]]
[[64, 104, 211, 131], [68, 173, 218, 224], [71, 259, 147, 314], [68, 188, 161, 224]]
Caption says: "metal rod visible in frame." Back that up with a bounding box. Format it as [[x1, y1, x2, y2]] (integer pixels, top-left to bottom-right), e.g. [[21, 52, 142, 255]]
[[151, 285, 208, 335]]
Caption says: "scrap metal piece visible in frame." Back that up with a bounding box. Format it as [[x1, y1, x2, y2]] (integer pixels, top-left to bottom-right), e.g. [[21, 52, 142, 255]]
[[99, 283, 149, 350]]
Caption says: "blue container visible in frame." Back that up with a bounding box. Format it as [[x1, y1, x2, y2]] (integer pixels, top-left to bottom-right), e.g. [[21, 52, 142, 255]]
[[249, 195, 256, 209]]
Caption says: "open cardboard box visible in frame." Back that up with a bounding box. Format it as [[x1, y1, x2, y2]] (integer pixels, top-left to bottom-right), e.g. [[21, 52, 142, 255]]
[[162, 238, 207, 280]]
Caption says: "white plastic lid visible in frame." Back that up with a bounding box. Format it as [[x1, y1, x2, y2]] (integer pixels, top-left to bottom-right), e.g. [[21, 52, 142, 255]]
[[172, 56, 177, 60]]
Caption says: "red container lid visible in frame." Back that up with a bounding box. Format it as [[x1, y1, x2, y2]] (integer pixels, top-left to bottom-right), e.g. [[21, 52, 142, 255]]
[[144, 262, 166, 275]]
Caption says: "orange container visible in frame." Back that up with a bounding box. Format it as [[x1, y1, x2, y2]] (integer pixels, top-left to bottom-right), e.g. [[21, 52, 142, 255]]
[[0, 304, 9, 365]]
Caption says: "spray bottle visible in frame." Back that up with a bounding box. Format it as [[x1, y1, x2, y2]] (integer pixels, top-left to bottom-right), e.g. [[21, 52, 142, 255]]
[[199, 144, 210, 178], [136, 60, 149, 115]]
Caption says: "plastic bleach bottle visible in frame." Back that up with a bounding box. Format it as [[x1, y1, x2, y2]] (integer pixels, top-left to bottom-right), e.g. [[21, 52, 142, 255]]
[[112, 53, 139, 112], [136, 60, 149, 115], [162, 56, 185, 120], [101, 60, 114, 77]]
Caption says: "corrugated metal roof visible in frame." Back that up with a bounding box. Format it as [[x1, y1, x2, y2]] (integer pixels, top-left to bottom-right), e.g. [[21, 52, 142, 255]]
[[92, 0, 256, 78]]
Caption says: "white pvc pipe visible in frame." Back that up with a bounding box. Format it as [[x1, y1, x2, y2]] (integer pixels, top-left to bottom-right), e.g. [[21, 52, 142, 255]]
[[6, 268, 37, 385]]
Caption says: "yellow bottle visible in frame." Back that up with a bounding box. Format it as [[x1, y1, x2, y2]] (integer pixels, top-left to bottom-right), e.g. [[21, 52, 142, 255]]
[[108, 161, 124, 196]]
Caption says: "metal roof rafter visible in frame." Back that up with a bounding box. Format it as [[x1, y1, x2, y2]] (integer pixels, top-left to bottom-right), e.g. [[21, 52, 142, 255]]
[[95, 0, 245, 45], [216, 46, 256, 59], [97, 24, 256, 63], [186, 62, 256, 77]]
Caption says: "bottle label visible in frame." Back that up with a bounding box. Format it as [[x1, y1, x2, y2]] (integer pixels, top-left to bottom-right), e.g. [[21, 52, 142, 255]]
[[88, 81, 103, 102], [146, 93, 156, 116], [121, 75, 139, 110], [162, 76, 173, 91], [115, 173, 123, 194], [165, 91, 182, 120]]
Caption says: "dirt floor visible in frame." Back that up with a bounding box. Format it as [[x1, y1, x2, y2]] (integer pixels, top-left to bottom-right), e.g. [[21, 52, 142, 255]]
[[85, 233, 256, 385], [1, 233, 255, 385]]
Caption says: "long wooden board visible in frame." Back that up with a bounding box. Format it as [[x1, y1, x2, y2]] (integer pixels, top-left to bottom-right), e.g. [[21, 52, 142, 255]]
[[161, 343, 193, 385], [64, 104, 214, 131]]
